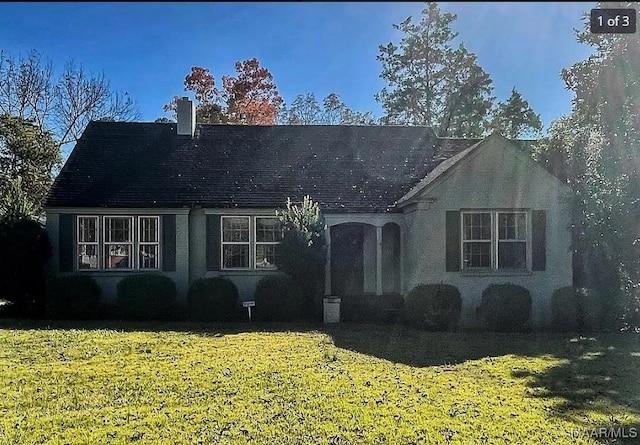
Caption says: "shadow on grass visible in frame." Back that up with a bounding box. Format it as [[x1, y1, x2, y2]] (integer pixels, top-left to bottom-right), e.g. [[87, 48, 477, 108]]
[[509, 335, 640, 444], [2, 315, 638, 441], [326, 324, 640, 443]]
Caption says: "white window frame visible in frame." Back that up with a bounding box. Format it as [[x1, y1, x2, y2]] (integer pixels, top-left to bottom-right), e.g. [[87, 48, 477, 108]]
[[461, 211, 493, 269], [254, 216, 282, 269], [460, 210, 530, 271], [221, 216, 251, 270], [77, 215, 99, 270], [103, 216, 134, 270], [138, 216, 160, 270], [496, 211, 527, 270]]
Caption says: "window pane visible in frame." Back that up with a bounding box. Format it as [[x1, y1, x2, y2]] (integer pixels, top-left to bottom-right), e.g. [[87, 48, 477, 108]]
[[223, 244, 249, 268], [105, 244, 131, 269], [463, 242, 491, 267], [463, 213, 491, 240], [498, 242, 527, 269], [79, 217, 97, 242], [139, 244, 158, 269], [140, 217, 158, 242], [499, 213, 526, 240], [256, 244, 277, 268], [78, 244, 98, 269], [223, 217, 249, 242], [256, 218, 282, 242], [105, 218, 131, 243]]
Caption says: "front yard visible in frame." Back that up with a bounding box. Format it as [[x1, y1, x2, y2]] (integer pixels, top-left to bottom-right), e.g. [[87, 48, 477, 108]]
[[0, 321, 638, 444]]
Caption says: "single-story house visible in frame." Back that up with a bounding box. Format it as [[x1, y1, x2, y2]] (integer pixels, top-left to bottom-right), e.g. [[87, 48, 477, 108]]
[[44, 97, 573, 328]]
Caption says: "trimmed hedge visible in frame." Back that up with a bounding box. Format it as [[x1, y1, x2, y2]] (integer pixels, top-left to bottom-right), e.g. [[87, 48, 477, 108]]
[[187, 277, 239, 322], [46, 274, 102, 320], [254, 274, 302, 322], [405, 284, 462, 331], [479, 283, 532, 332], [551, 286, 602, 332], [116, 273, 176, 321], [341, 293, 405, 325]]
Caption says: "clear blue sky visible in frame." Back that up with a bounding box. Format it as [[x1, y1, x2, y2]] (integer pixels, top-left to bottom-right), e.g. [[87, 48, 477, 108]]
[[1, 2, 595, 131]]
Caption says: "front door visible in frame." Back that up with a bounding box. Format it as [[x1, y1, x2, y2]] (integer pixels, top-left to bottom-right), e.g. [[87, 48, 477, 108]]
[[331, 224, 364, 295]]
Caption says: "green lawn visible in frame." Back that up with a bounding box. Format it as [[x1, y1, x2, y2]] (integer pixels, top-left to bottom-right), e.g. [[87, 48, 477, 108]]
[[0, 321, 638, 444]]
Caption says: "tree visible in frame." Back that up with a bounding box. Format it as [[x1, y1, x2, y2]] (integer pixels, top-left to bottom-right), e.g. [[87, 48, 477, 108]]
[[534, 1, 640, 330], [0, 50, 140, 148], [439, 43, 495, 137], [281, 93, 322, 124], [0, 114, 60, 218], [275, 195, 326, 321], [376, 2, 495, 136], [165, 58, 283, 125], [153, 117, 175, 123], [489, 88, 543, 139], [223, 58, 283, 125], [280, 92, 377, 125], [0, 217, 52, 317]]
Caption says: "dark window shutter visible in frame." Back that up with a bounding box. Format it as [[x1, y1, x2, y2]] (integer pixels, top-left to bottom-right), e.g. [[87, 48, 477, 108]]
[[445, 211, 461, 272], [532, 210, 546, 271], [206, 215, 221, 271], [59, 213, 74, 272], [162, 215, 176, 272]]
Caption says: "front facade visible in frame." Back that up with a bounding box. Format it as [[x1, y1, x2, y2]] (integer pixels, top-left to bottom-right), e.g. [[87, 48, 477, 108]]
[[45, 98, 573, 328]]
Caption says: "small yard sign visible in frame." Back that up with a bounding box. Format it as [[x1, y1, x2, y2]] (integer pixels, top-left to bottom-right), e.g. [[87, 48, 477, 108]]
[[243, 301, 256, 321]]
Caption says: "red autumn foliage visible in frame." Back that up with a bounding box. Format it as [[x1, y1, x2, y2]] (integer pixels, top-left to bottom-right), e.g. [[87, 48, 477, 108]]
[[164, 58, 282, 125]]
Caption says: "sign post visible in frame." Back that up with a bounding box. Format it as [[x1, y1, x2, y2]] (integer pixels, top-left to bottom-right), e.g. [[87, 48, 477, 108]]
[[243, 301, 256, 322]]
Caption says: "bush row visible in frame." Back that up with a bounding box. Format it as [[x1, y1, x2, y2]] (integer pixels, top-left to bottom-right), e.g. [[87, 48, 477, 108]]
[[39, 273, 604, 332], [42, 273, 309, 322]]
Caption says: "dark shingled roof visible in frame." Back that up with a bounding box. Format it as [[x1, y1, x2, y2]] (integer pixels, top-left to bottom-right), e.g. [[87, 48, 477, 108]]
[[45, 122, 480, 213]]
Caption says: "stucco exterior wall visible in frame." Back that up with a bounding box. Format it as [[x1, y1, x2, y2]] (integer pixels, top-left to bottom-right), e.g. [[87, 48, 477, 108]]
[[402, 137, 573, 328]]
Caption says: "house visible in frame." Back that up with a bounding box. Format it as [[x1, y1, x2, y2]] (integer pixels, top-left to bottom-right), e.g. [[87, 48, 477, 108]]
[[44, 97, 573, 328]]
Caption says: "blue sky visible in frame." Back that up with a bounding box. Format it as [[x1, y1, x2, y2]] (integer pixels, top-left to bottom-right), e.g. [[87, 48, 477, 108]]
[[1, 2, 596, 132]]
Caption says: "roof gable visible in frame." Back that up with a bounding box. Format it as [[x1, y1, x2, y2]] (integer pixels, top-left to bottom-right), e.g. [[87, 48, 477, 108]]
[[396, 132, 572, 207]]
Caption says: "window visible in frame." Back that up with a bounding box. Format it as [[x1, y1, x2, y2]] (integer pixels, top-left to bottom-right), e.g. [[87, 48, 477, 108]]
[[104, 217, 133, 269], [255, 217, 282, 268], [222, 216, 250, 268], [139, 216, 159, 269], [462, 213, 492, 268], [461, 211, 528, 270], [75, 215, 163, 271], [77, 216, 98, 269], [220, 216, 283, 270], [497, 212, 527, 269]]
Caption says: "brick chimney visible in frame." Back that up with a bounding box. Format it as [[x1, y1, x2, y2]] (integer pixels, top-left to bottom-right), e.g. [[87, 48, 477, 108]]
[[176, 96, 196, 137]]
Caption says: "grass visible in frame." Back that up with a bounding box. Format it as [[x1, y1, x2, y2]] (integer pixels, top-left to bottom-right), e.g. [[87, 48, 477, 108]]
[[0, 320, 638, 444]]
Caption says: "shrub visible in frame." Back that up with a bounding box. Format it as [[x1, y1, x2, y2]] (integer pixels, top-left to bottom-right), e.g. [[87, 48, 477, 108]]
[[275, 195, 326, 321], [254, 274, 302, 322], [551, 286, 602, 332], [187, 277, 239, 322], [341, 293, 405, 324], [116, 273, 176, 321], [479, 283, 532, 332], [404, 284, 462, 331], [0, 218, 52, 317], [46, 274, 102, 320]]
